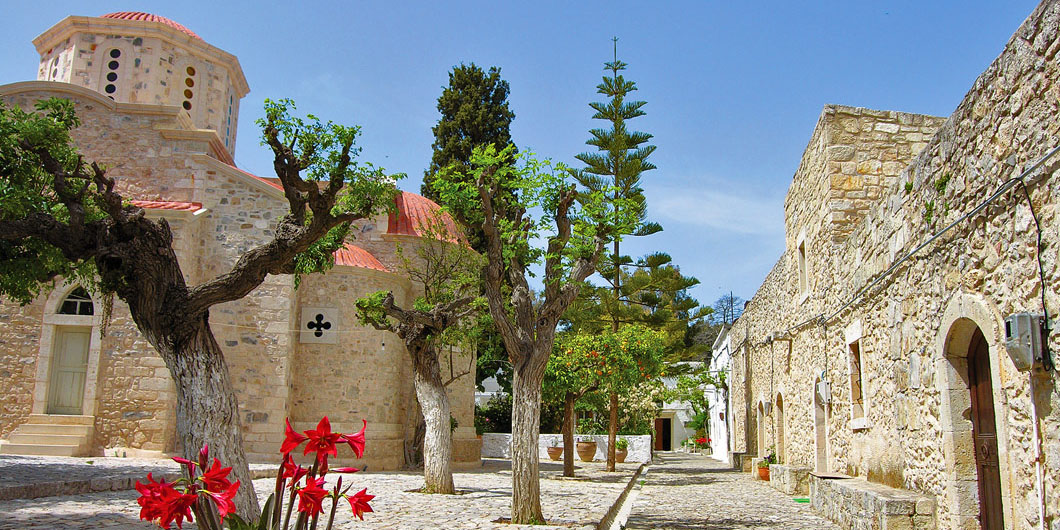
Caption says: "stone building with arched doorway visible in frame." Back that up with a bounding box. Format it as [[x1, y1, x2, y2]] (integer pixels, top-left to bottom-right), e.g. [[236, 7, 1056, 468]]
[[0, 11, 481, 470], [727, 1, 1060, 528]]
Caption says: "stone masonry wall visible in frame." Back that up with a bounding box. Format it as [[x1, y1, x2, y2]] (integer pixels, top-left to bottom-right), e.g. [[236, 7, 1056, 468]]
[[731, 2, 1060, 528]]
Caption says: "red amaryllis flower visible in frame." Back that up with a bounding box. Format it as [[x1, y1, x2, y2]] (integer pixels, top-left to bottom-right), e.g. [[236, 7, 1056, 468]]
[[205, 480, 241, 519], [281, 418, 308, 455], [156, 486, 198, 529], [296, 477, 329, 517], [197, 444, 210, 470], [340, 419, 368, 459], [347, 488, 375, 520], [332, 466, 363, 474], [280, 453, 307, 481], [303, 416, 341, 462], [171, 456, 196, 478], [135, 473, 171, 523], [200, 458, 233, 492]]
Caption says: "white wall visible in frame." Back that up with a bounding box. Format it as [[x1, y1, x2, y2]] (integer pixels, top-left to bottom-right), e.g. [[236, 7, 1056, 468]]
[[480, 433, 651, 463]]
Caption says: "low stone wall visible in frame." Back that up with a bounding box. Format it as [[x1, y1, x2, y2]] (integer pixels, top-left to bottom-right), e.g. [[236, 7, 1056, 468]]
[[769, 464, 811, 495], [810, 474, 936, 530], [480, 433, 651, 463]]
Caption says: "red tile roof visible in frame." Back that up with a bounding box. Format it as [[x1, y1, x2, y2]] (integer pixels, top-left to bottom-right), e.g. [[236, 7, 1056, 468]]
[[333, 243, 388, 272], [130, 200, 204, 212], [100, 12, 202, 40], [387, 191, 464, 243]]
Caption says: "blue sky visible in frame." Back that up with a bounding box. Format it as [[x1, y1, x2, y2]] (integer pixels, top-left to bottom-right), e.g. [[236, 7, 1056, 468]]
[[0, 1, 1039, 308]]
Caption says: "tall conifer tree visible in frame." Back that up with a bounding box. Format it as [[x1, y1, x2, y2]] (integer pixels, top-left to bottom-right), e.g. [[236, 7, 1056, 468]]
[[574, 39, 659, 471]]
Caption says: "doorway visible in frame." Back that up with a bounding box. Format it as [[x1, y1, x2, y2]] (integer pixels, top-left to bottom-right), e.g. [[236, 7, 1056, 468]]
[[654, 417, 672, 451], [814, 378, 828, 473], [47, 328, 91, 415], [775, 394, 785, 464], [968, 328, 1003, 529]]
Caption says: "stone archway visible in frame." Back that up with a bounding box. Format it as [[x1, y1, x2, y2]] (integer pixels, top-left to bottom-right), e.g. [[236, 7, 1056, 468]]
[[31, 283, 104, 417], [775, 393, 785, 464], [937, 293, 1013, 529]]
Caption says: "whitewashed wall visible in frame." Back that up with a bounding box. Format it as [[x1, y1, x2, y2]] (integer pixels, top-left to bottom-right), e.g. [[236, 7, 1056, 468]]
[[481, 433, 651, 463]]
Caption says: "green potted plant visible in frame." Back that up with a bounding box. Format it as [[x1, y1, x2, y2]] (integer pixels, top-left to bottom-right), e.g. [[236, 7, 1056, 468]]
[[547, 437, 563, 461], [615, 437, 629, 463], [757, 447, 776, 481]]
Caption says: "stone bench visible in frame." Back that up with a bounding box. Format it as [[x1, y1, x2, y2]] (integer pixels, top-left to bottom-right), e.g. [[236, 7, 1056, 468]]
[[810, 474, 936, 530], [768, 463, 811, 495]]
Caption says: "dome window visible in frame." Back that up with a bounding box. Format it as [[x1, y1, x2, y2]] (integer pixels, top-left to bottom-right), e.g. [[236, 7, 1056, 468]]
[[58, 287, 94, 316]]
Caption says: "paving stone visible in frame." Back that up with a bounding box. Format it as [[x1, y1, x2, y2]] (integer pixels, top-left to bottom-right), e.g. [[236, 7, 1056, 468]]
[[624, 453, 839, 529], [0, 457, 639, 529]]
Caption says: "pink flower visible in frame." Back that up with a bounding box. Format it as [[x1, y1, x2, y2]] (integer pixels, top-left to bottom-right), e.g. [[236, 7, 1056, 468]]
[[281, 418, 308, 455], [347, 488, 375, 520]]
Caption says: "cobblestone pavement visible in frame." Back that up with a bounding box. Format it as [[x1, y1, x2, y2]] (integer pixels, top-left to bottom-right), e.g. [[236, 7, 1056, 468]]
[[0, 458, 640, 529], [623, 453, 838, 529], [0, 454, 274, 501]]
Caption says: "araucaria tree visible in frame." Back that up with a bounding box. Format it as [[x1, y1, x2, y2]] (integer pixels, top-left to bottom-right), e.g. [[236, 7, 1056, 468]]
[[574, 41, 658, 471], [433, 144, 635, 524], [355, 214, 483, 494], [0, 98, 395, 519]]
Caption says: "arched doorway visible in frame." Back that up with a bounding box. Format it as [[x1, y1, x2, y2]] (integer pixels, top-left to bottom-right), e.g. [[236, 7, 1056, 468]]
[[968, 328, 1003, 529], [756, 402, 766, 456], [775, 394, 785, 464], [814, 377, 828, 473]]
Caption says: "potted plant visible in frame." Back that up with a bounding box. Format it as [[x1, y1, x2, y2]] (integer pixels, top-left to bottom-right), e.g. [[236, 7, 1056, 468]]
[[757, 447, 776, 481], [615, 437, 629, 463], [547, 437, 563, 461], [576, 435, 597, 462]]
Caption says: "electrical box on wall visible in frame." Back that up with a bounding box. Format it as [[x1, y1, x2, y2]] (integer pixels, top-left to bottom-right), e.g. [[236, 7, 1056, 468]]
[[1004, 312, 1045, 371], [817, 380, 832, 404]]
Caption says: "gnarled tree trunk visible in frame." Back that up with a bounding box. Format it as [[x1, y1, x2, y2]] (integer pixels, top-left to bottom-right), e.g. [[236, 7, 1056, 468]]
[[412, 343, 454, 494], [606, 391, 618, 471], [561, 392, 576, 477], [510, 360, 546, 524]]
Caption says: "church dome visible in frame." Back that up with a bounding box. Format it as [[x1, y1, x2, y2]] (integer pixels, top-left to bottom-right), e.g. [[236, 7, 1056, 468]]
[[387, 191, 464, 243], [333, 243, 387, 272], [100, 12, 202, 40]]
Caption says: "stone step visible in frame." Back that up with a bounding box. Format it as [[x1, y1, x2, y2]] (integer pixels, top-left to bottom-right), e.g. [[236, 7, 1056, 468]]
[[7, 433, 89, 447], [27, 414, 94, 426], [0, 442, 83, 457], [16, 423, 93, 436]]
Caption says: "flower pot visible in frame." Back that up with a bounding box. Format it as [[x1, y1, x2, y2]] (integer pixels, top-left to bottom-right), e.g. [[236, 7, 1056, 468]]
[[615, 448, 627, 463], [547, 447, 563, 461], [757, 466, 770, 481], [576, 441, 597, 462]]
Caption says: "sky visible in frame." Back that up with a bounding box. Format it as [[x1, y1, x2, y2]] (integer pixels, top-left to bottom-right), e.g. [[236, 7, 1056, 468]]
[[0, 1, 1041, 309]]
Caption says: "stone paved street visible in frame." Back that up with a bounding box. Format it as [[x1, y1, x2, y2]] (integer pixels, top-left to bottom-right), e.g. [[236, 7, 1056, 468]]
[[0, 458, 639, 529], [623, 453, 839, 529]]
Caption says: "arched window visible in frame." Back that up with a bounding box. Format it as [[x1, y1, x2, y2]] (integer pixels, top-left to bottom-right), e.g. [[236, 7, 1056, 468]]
[[58, 287, 94, 316]]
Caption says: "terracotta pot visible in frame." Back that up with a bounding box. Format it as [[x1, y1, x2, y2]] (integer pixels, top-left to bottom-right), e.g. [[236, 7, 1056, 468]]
[[547, 447, 563, 461], [757, 466, 770, 481], [576, 441, 597, 462], [615, 448, 627, 463]]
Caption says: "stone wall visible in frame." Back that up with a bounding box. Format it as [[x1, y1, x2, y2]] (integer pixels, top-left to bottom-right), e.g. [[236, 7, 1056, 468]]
[[730, 2, 1060, 528]]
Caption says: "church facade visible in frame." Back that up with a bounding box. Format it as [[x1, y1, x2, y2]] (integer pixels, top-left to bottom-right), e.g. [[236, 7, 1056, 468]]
[[0, 12, 480, 470]]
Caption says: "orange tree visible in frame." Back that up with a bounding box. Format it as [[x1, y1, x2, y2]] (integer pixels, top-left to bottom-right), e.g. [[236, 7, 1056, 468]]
[[545, 325, 664, 477]]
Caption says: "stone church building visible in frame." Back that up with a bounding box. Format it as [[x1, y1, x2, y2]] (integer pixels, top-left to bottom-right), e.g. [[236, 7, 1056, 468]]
[[0, 12, 480, 470], [728, 1, 1060, 529]]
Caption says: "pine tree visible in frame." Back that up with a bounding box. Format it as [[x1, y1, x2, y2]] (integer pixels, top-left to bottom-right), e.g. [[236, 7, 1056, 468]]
[[574, 39, 659, 471]]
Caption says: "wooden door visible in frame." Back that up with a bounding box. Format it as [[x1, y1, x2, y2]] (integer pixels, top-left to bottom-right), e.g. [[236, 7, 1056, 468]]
[[47, 328, 90, 415], [968, 329, 1003, 529]]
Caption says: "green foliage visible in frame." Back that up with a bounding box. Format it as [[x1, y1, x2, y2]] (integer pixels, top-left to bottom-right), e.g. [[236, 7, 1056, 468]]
[[924, 200, 935, 225], [615, 437, 629, 450], [223, 493, 276, 529], [257, 98, 397, 285], [0, 98, 103, 303], [431, 144, 637, 273], [548, 326, 665, 398], [474, 394, 512, 434], [577, 416, 607, 435], [934, 172, 951, 194], [904, 180, 914, 194]]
